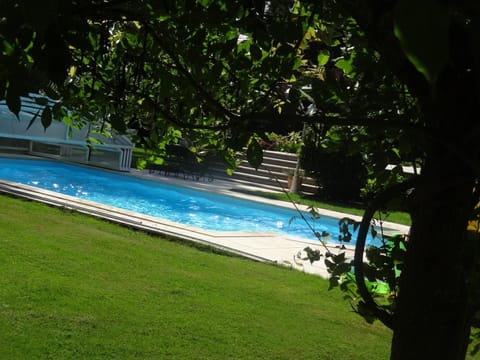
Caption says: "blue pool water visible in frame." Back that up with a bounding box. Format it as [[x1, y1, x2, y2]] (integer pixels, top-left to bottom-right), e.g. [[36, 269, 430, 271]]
[[0, 157, 377, 246]]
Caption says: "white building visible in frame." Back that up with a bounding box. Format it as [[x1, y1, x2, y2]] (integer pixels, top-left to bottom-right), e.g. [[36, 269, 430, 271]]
[[0, 95, 134, 171]]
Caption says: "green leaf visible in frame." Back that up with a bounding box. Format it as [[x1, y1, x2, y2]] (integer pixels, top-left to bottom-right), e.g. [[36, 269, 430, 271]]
[[332, 262, 352, 277], [246, 138, 263, 170], [317, 49, 330, 66], [6, 90, 21, 118], [328, 276, 339, 290], [41, 106, 52, 130], [237, 38, 251, 54], [43, 86, 60, 100], [224, 29, 238, 41], [250, 44, 263, 62], [332, 252, 346, 264], [303, 246, 322, 264], [292, 57, 303, 70], [335, 56, 355, 78], [52, 102, 65, 120], [2, 40, 15, 55], [222, 150, 238, 175], [391, 147, 401, 159], [34, 97, 49, 106], [197, 0, 210, 8], [394, 0, 450, 83]]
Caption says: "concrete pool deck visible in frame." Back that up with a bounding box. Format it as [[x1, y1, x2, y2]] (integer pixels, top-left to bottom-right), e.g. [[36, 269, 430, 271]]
[[0, 169, 410, 278]]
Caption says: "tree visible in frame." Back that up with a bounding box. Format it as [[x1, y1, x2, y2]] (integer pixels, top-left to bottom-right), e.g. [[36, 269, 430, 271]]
[[301, 125, 369, 202], [335, 2, 480, 359], [1, 1, 479, 359]]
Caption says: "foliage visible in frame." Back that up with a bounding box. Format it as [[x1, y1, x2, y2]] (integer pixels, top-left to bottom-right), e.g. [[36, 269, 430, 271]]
[[301, 126, 368, 201], [302, 215, 405, 323], [360, 169, 407, 202], [290, 199, 406, 325], [259, 131, 303, 153]]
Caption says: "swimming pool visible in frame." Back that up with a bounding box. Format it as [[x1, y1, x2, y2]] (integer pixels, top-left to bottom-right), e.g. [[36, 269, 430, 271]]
[[0, 157, 378, 246]]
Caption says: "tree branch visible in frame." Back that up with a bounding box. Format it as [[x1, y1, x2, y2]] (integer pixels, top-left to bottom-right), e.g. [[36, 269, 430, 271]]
[[141, 22, 239, 123], [245, 111, 425, 131], [354, 177, 419, 330], [142, 96, 228, 132], [76, 0, 139, 17], [337, 0, 430, 100]]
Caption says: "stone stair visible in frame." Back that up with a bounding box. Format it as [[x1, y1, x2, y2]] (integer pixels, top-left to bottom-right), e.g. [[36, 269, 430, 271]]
[[208, 150, 318, 194]]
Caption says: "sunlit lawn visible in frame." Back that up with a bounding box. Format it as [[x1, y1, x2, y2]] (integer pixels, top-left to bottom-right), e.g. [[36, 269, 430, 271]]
[[0, 195, 392, 359]]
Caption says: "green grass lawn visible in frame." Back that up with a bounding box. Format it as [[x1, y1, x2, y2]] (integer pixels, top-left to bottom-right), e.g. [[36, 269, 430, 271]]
[[232, 189, 411, 226], [0, 195, 392, 359]]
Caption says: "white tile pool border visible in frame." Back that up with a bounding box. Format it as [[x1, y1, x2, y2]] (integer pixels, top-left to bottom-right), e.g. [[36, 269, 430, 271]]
[[0, 172, 410, 278]]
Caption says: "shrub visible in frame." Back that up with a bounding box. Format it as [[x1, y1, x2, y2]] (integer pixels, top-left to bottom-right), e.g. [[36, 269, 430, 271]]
[[302, 147, 367, 201], [260, 131, 303, 154]]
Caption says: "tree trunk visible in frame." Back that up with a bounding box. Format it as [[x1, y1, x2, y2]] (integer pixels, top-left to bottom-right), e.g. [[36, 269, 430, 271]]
[[391, 167, 474, 359], [390, 71, 477, 359]]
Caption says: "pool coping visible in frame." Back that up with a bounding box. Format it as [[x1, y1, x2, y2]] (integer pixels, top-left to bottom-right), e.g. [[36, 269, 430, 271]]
[[0, 169, 410, 278]]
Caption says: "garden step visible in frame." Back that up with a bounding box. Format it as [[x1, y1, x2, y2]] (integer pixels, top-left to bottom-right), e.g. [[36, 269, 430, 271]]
[[201, 150, 319, 195], [231, 172, 317, 195], [237, 158, 296, 172], [229, 171, 286, 187], [237, 153, 297, 168], [261, 150, 298, 161], [235, 164, 289, 179], [213, 172, 286, 191]]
